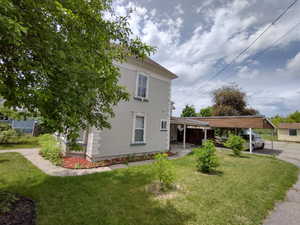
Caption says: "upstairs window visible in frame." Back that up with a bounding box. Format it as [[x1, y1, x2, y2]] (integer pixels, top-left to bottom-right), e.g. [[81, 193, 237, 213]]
[[132, 113, 146, 144], [289, 129, 297, 136], [136, 73, 148, 99], [160, 120, 168, 131]]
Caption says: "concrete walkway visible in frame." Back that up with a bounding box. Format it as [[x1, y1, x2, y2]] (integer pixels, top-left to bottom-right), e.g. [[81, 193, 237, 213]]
[[0, 148, 191, 177], [262, 141, 300, 225]]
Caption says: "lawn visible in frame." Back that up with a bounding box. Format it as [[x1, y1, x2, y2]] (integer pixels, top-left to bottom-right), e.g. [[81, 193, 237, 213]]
[[0, 136, 40, 150], [0, 151, 298, 225]]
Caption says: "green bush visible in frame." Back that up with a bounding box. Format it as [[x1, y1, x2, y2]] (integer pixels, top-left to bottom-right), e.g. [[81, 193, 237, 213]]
[[0, 129, 18, 144], [224, 135, 245, 156], [153, 153, 175, 191], [38, 134, 62, 165], [0, 122, 11, 131], [194, 140, 219, 173]]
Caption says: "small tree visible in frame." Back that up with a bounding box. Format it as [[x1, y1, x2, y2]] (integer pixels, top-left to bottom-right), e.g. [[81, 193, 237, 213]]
[[224, 135, 245, 156], [194, 140, 219, 173], [181, 105, 197, 117], [153, 153, 175, 191], [198, 106, 213, 117]]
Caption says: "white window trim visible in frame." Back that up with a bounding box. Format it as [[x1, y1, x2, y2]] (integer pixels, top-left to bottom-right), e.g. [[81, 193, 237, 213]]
[[160, 119, 168, 131], [135, 72, 149, 101], [132, 112, 147, 144]]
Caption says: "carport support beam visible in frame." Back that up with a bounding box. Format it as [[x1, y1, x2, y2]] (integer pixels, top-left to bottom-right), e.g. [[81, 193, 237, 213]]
[[272, 130, 274, 150], [249, 128, 253, 153], [183, 124, 186, 149], [204, 129, 207, 142]]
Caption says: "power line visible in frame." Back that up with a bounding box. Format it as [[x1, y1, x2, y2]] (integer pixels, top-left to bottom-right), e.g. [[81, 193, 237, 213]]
[[205, 0, 299, 82], [224, 21, 300, 80]]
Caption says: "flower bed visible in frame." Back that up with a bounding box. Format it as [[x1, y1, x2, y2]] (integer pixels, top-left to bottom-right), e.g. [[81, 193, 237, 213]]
[[62, 152, 176, 169]]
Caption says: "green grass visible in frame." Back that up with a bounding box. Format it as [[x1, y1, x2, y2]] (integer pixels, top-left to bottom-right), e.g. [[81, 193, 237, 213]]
[[0, 136, 40, 150], [0, 151, 298, 225]]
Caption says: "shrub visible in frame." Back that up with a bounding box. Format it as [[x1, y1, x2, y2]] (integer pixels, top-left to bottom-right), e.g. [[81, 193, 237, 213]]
[[0, 122, 11, 131], [0, 129, 18, 144], [153, 153, 175, 191], [194, 140, 219, 173], [38, 134, 62, 165], [224, 135, 245, 156]]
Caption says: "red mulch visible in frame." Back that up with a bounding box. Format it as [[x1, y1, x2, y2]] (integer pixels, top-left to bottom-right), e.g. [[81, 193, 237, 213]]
[[62, 151, 177, 169]]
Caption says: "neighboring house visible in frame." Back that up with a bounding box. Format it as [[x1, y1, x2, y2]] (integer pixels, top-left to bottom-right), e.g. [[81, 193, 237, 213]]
[[277, 123, 300, 142], [0, 117, 36, 134], [66, 57, 177, 161]]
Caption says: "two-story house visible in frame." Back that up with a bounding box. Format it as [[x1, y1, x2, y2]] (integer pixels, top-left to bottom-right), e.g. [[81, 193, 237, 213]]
[[72, 57, 177, 162]]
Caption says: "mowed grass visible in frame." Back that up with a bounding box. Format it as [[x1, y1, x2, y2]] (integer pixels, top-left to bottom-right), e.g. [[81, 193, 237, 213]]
[[0, 136, 40, 150], [0, 151, 298, 225]]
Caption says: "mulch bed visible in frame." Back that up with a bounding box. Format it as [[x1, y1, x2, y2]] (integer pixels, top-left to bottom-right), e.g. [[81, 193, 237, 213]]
[[62, 151, 177, 169], [0, 196, 36, 225]]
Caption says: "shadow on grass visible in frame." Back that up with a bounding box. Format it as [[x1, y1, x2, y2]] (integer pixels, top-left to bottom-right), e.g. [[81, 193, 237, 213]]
[[5, 166, 196, 225], [228, 153, 250, 159], [197, 169, 224, 177], [0, 159, 10, 163]]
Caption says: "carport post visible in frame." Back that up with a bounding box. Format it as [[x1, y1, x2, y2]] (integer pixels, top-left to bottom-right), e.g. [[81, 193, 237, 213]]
[[204, 128, 207, 142], [183, 124, 186, 149], [249, 128, 253, 153], [271, 130, 274, 150]]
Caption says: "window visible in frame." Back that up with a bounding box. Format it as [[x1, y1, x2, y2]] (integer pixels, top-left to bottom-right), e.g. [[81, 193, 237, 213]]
[[289, 129, 297, 136], [132, 113, 146, 143], [136, 73, 148, 99], [160, 120, 168, 131]]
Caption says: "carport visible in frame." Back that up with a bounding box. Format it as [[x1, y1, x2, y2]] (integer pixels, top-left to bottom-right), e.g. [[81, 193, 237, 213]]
[[170, 117, 211, 149], [189, 116, 276, 153]]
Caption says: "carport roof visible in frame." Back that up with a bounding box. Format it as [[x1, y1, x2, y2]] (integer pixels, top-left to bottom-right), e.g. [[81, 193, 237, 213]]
[[187, 115, 275, 129], [171, 117, 209, 127]]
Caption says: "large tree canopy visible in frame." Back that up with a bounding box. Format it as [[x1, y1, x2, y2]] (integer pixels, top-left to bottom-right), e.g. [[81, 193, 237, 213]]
[[211, 85, 259, 116], [0, 0, 154, 140]]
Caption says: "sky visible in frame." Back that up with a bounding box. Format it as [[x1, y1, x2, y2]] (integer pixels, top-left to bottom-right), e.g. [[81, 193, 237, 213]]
[[112, 0, 300, 117]]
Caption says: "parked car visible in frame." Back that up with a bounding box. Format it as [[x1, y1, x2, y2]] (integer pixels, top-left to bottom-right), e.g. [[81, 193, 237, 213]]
[[241, 133, 265, 150]]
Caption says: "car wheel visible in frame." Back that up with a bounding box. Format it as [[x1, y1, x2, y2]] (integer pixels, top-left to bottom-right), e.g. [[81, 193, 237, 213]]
[[260, 143, 265, 150]]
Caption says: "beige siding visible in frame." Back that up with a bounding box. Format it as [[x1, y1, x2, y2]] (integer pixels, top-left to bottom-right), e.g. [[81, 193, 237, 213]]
[[277, 128, 300, 142], [86, 62, 172, 161]]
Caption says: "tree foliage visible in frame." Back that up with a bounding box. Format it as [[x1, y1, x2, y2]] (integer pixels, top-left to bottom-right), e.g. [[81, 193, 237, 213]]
[[181, 104, 197, 117], [198, 106, 212, 117], [0, 0, 155, 141], [271, 111, 300, 126], [211, 85, 258, 116]]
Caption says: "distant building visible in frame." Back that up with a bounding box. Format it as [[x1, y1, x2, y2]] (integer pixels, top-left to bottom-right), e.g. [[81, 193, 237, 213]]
[[277, 123, 300, 142], [0, 115, 36, 134]]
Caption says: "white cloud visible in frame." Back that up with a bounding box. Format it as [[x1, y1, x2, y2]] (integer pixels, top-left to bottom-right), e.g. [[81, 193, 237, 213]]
[[112, 0, 300, 116], [175, 4, 184, 15], [286, 52, 300, 74]]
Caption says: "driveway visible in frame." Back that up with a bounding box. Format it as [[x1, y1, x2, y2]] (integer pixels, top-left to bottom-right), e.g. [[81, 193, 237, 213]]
[[261, 141, 300, 225]]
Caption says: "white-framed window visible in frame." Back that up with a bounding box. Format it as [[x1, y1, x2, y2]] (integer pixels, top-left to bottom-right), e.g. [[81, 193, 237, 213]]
[[132, 113, 146, 144], [289, 129, 297, 136], [135, 73, 149, 99], [160, 120, 168, 131]]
